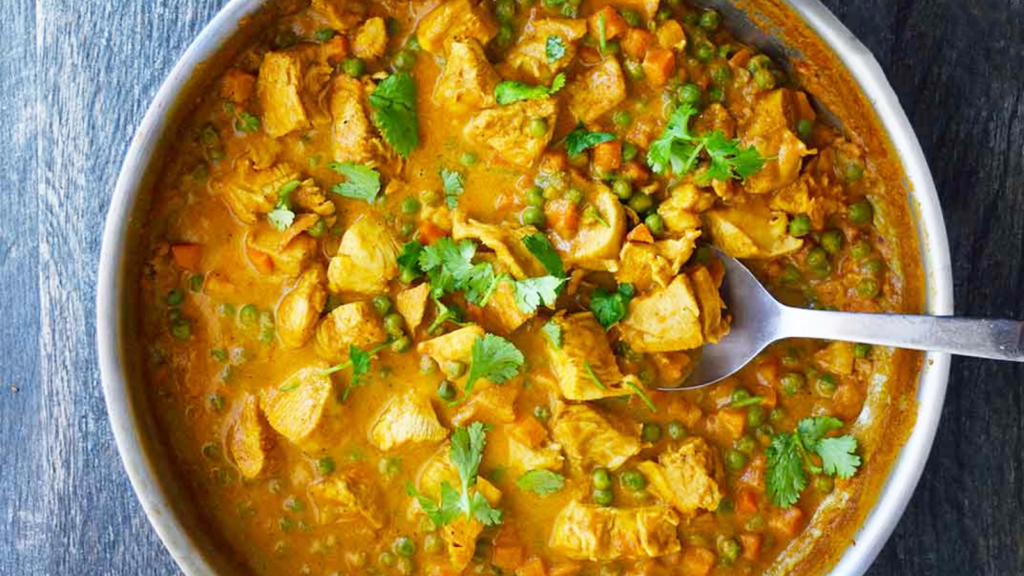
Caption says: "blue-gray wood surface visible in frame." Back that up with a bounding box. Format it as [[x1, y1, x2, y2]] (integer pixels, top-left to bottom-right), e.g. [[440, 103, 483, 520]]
[[0, 0, 1021, 574]]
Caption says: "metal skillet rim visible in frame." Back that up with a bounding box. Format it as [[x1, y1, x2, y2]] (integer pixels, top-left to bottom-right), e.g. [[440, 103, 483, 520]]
[[96, 0, 954, 574]]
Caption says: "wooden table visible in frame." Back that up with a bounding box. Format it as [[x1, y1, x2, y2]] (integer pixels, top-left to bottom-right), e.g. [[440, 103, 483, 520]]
[[1, 0, 1021, 574]]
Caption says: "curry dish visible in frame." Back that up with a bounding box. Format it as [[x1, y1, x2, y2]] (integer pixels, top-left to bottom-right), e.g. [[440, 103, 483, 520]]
[[139, 0, 917, 574]]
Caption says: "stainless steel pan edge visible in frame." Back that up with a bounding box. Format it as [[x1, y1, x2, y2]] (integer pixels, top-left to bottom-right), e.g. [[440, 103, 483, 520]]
[[96, 1, 953, 574]]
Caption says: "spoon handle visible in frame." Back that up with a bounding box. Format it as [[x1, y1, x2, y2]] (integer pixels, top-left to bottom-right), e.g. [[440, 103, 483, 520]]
[[779, 308, 1024, 361]]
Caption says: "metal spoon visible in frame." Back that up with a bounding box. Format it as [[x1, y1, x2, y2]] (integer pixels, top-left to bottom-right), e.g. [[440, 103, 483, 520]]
[[672, 248, 1024, 389]]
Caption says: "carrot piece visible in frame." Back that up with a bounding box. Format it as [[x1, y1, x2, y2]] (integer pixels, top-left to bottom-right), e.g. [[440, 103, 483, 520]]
[[592, 140, 622, 172], [769, 506, 805, 536], [588, 6, 629, 42], [246, 246, 274, 275], [544, 198, 580, 239], [170, 243, 202, 270], [642, 47, 676, 87], [622, 28, 653, 59], [417, 221, 447, 245], [735, 488, 759, 514], [202, 272, 235, 298], [516, 557, 547, 576], [492, 544, 524, 572], [626, 224, 654, 244], [278, 213, 320, 249], [508, 416, 548, 448], [219, 68, 256, 104], [793, 90, 817, 122], [738, 533, 762, 562], [712, 408, 747, 441], [728, 47, 753, 69], [539, 150, 568, 173], [321, 35, 350, 64], [681, 547, 717, 576], [620, 160, 650, 184], [738, 455, 767, 492]]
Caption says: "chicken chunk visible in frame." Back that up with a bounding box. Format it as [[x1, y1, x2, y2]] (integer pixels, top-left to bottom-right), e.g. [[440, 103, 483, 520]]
[[615, 0, 662, 20], [483, 280, 534, 333], [276, 265, 328, 349], [452, 213, 546, 280], [416, 0, 499, 54], [741, 89, 814, 194], [246, 222, 318, 277], [329, 74, 380, 164], [352, 16, 387, 60], [551, 403, 641, 471], [219, 161, 301, 224], [657, 183, 714, 235], [546, 312, 636, 401], [257, 50, 310, 137], [327, 214, 400, 295], [616, 241, 682, 292], [637, 437, 723, 516], [396, 283, 431, 333], [311, 0, 365, 32], [505, 18, 588, 83], [814, 341, 855, 375], [463, 98, 558, 167], [370, 390, 449, 451], [620, 274, 703, 352], [229, 394, 277, 480], [549, 501, 681, 561], [689, 265, 729, 344], [769, 171, 844, 230], [702, 201, 803, 258], [314, 300, 388, 361], [433, 40, 499, 113], [417, 324, 485, 368], [508, 436, 564, 472], [291, 179, 336, 216], [569, 183, 626, 270], [451, 383, 519, 426], [308, 465, 386, 528], [566, 57, 627, 124], [259, 365, 341, 453]]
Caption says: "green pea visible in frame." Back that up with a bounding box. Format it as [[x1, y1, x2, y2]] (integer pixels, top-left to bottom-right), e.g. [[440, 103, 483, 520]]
[[746, 513, 766, 531], [521, 206, 546, 226], [189, 274, 204, 293], [724, 448, 748, 471], [855, 343, 872, 359], [735, 435, 756, 454], [683, 12, 698, 25], [424, 533, 443, 554], [384, 313, 405, 337], [421, 189, 442, 207], [528, 117, 548, 137], [420, 355, 438, 374], [710, 63, 732, 85], [695, 42, 715, 62], [341, 57, 365, 77], [717, 537, 741, 564], [526, 186, 546, 207], [845, 162, 865, 182], [848, 200, 873, 224], [679, 83, 702, 105], [622, 142, 639, 162], [627, 192, 654, 214], [862, 258, 885, 275], [405, 34, 422, 51], [171, 317, 192, 340], [379, 551, 397, 568], [565, 187, 584, 204], [317, 457, 336, 475], [612, 109, 632, 127], [533, 405, 552, 422], [591, 467, 612, 490], [806, 246, 829, 272], [789, 214, 812, 237], [748, 54, 772, 72], [817, 373, 838, 396], [819, 229, 843, 254], [330, 223, 344, 236], [815, 475, 834, 493], [699, 9, 720, 30], [437, 379, 457, 401], [307, 218, 326, 238], [166, 288, 185, 307], [239, 304, 258, 326], [667, 421, 686, 440], [708, 86, 725, 103], [780, 372, 805, 395], [769, 408, 786, 424], [400, 221, 416, 238], [206, 394, 223, 412], [754, 67, 777, 90], [857, 277, 881, 298], [747, 405, 765, 428], [210, 348, 228, 363], [780, 264, 801, 284], [718, 43, 734, 59], [460, 151, 479, 166], [373, 295, 393, 316], [620, 8, 642, 27], [284, 496, 304, 512], [621, 470, 646, 490], [624, 58, 645, 81], [400, 196, 421, 215], [273, 30, 298, 49], [644, 213, 665, 237], [797, 118, 814, 141], [593, 487, 614, 506], [218, 303, 235, 317], [612, 179, 633, 201], [641, 422, 662, 442], [603, 40, 621, 55], [444, 360, 466, 379], [394, 536, 416, 557], [395, 557, 415, 575], [851, 239, 873, 259], [391, 336, 412, 353], [314, 27, 336, 43], [278, 515, 294, 532], [496, 0, 516, 21], [731, 388, 751, 403]]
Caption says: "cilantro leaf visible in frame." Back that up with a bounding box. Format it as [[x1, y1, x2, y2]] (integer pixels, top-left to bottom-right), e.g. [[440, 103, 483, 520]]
[[419, 237, 500, 305], [369, 72, 419, 157], [766, 417, 861, 508], [541, 320, 562, 349], [566, 124, 616, 157], [766, 432, 808, 508], [267, 180, 301, 231], [589, 283, 634, 328], [406, 483, 457, 527], [470, 491, 504, 525], [234, 112, 260, 133], [517, 469, 565, 495], [545, 35, 566, 63], [646, 103, 768, 182], [397, 240, 424, 281], [816, 436, 861, 479], [494, 73, 566, 105], [348, 344, 371, 385], [428, 297, 469, 334], [440, 167, 465, 209], [511, 275, 566, 314], [522, 233, 565, 278], [465, 334, 525, 393], [450, 423, 503, 526], [329, 162, 381, 203], [796, 416, 844, 451]]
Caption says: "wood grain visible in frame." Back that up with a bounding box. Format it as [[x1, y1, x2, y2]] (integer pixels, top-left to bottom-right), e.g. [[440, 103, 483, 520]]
[[0, 0, 1021, 574]]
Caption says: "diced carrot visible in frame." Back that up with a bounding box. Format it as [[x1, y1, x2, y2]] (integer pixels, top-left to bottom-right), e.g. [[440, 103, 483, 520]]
[[219, 68, 256, 104], [713, 408, 747, 440], [626, 224, 654, 243], [642, 47, 676, 87], [493, 545, 525, 572], [832, 382, 864, 420], [728, 47, 753, 69], [588, 6, 629, 42], [620, 160, 650, 184], [738, 455, 766, 492], [769, 506, 805, 537], [508, 416, 548, 448], [738, 533, 762, 562], [539, 150, 568, 173], [278, 213, 320, 249], [170, 243, 202, 270], [516, 557, 547, 576], [592, 140, 622, 172], [622, 28, 653, 59], [418, 221, 447, 245], [549, 563, 582, 576], [681, 547, 717, 576], [656, 20, 686, 50], [246, 245, 274, 275], [735, 489, 759, 514], [321, 35, 350, 64], [544, 198, 580, 239], [755, 384, 778, 410], [203, 272, 235, 298]]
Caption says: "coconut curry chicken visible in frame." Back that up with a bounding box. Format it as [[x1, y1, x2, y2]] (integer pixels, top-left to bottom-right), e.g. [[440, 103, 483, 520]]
[[140, 0, 909, 574]]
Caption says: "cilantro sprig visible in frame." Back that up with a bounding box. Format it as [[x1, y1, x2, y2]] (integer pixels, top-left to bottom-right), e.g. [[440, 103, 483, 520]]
[[369, 72, 419, 157], [646, 103, 768, 183], [566, 124, 616, 157], [766, 416, 862, 508], [440, 167, 465, 209], [495, 73, 566, 105], [397, 240, 424, 282], [589, 283, 635, 328], [517, 469, 565, 495], [465, 333, 525, 393], [541, 320, 562, 349], [418, 238, 500, 305], [408, 422, 504, 527], [545, 36, 566, 63], [267, 180, 301, 231], [277, 341, 389, 401], [329, 162, 381, 203]]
